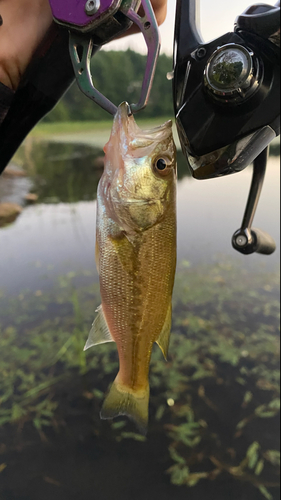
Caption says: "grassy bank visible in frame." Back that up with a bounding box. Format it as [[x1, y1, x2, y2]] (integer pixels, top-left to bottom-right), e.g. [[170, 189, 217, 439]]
[[29, 120, 280, 156], [25, 117, 177, 151], [31, 118, 173, 138]]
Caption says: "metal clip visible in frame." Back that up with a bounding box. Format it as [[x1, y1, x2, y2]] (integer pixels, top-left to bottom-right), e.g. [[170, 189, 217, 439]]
[[69, 0, 160, 115], [70, 35, 118, 115]]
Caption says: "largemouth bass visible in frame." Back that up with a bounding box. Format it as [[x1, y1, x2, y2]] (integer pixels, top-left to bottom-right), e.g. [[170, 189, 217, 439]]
[[85, 102, 177, 434]]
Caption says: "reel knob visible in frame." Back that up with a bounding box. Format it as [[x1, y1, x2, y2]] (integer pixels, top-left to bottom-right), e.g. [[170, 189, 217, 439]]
[[232, 228, 276, 255]]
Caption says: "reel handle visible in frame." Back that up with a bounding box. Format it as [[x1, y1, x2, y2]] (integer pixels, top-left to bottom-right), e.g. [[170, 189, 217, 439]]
[[252, 228, 277, 255], [232, 147, 276, 256], [232, 228, 276, 255]]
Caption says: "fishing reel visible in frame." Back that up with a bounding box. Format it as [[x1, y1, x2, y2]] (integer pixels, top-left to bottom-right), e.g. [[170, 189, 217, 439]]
[[173, 0, 280, 255]]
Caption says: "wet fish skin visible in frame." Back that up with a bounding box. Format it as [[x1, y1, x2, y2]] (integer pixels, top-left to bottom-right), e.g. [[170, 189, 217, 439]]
[[85, 102, 177, 433]]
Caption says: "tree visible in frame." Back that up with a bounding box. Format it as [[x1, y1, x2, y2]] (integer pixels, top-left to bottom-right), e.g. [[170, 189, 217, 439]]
[[44, 50, 174, 122]]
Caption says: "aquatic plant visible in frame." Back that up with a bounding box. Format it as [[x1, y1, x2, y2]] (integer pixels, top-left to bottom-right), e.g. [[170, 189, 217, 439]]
[[160, 262, 280, 499], [0, 261, 279, 498]]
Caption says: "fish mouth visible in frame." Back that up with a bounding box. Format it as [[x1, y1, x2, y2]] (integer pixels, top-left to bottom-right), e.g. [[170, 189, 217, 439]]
[[118, 102, 134, 129], [118, 102, 132, 120], [106, 103, 174, 159], [117, 102, 173, 136]]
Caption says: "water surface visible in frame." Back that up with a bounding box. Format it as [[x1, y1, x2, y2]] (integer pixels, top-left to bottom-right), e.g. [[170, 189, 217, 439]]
[[0, 142, 279, 295]]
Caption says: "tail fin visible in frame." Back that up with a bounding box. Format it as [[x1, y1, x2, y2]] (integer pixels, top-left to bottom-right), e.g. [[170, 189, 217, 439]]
[[100, 377, 150, 435]]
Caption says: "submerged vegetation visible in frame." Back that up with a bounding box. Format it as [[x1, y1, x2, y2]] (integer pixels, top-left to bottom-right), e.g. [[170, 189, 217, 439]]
[[0, 261, 279, 499]]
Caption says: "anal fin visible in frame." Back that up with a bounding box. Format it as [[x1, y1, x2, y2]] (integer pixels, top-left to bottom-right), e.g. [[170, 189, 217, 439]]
[[156, 302, 172, 361], [84, 305, 114, 351]]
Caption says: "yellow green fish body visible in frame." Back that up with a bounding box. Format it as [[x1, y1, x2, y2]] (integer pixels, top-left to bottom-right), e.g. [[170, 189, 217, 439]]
[[85, 103, 177, 433]]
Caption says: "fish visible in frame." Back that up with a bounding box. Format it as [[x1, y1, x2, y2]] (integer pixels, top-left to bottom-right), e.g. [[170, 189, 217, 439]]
[[85, 102, 177, 434]]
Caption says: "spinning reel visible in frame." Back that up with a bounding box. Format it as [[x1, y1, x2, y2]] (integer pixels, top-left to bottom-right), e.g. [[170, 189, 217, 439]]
[[173, 0, 280, 255]]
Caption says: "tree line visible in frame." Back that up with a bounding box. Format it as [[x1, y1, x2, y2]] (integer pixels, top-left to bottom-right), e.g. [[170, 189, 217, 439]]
[[45, 49, 174, 122]]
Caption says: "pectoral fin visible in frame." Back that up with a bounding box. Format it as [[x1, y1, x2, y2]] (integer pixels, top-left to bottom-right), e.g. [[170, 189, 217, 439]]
[[84, 305, 114, 351], [156, 303, 172, 361]]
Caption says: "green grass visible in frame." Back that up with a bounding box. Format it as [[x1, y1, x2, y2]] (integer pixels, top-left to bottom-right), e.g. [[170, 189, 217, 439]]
[[25, 117, 179, 151], [31, 117, 173, 138], [29, 119, 279, 156]]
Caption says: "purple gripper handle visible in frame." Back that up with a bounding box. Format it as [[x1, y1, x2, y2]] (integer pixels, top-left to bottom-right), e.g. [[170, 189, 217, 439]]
[[49, 0, 161, 115], [49, 0, 121, 30]]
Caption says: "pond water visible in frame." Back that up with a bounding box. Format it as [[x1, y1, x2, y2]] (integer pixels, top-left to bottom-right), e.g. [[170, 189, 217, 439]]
[[0, 140, 280, 500], [0, 142, 279, 295]]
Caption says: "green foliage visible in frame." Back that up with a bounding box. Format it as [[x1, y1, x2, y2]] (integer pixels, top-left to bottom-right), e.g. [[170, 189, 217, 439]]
[[14, 141, 104, 204], [159, 262, 279, 497], [247, 442, 261, 470], [117, 432, 147, 443], [0, 274, 115, 429], [0, 260, 279, 498], [264, 450, 280, 467], [44, 50, 174, 123], [258, 486, 273, 500]]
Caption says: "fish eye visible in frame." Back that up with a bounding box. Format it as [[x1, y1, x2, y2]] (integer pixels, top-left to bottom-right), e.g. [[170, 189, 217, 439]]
[[156, 158, 167, 171], [153, 156, 172, 177]]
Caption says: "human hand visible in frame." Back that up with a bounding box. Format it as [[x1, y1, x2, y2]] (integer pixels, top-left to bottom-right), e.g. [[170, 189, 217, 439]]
[[0, 0, 53, 90], [0, 0, 168, 90]]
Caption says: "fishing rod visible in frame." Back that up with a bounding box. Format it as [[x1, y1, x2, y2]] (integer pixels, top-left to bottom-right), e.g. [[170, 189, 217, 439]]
[[0, 0, 280, 256]]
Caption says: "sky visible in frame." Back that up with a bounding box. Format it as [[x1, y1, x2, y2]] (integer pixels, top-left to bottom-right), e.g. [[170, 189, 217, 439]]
[[104, 0, 278, 54]]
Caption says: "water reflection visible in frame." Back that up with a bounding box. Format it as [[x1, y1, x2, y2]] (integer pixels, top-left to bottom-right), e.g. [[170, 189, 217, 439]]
[[0, 141, 279, 294], [10, 139, 190, 204], [14, 141, 105, 203]]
